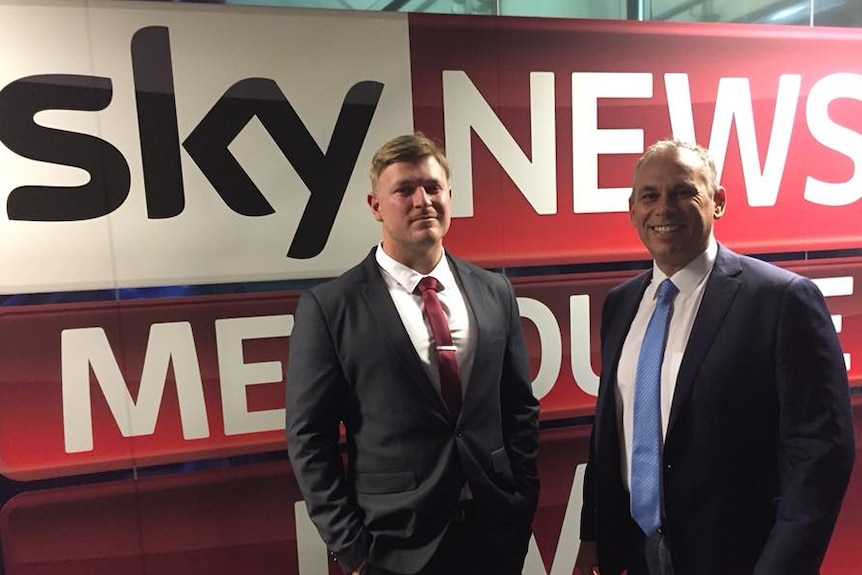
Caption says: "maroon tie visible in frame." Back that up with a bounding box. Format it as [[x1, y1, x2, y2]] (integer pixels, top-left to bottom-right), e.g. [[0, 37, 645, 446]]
[[416, 276, 462, 418]]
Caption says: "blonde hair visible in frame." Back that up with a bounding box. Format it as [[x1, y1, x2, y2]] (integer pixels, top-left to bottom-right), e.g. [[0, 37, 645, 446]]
[[369, 132, 450, 189]]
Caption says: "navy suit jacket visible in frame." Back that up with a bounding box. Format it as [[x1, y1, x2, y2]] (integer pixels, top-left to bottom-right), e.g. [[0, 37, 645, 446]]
[[286, 248, 539, 574], [581, 244, 855, 575]]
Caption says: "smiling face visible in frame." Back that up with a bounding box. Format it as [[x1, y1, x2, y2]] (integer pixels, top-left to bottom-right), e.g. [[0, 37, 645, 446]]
[[629, 145, 726, 276], [368, 155, 451, 270]]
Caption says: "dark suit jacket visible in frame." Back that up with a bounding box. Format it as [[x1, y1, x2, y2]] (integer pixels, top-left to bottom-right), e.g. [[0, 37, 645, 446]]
[[581, 244, 855, 575], [286, 248, 539, 574]]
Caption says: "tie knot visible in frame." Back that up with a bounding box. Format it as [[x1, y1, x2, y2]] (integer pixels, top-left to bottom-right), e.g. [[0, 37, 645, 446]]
[[656, 278, 678, 302], [417, 276, 441, 294]]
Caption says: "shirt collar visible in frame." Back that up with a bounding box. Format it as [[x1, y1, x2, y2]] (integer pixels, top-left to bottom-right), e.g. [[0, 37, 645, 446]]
[[651, 236, 717, 297], [374, 243, 456, 293]]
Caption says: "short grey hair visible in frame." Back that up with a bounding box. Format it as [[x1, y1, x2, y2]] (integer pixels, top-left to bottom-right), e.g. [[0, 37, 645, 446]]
[[633, 138, 719, 195]]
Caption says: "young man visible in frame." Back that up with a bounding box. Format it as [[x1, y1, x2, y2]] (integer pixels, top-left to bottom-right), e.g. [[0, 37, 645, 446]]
[[287, 133, 539, 575]]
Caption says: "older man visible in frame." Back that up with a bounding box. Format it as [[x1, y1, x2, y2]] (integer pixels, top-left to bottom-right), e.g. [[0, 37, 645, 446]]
[[577, 139, 855, 575]]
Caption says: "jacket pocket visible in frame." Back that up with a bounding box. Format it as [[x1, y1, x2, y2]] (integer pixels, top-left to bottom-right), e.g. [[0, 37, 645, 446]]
[[490, 447, 515, 482], [354, 470, 418, 494]]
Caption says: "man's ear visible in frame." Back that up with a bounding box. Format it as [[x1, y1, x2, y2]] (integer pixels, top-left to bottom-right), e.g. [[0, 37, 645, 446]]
[[713, 186, 727, 219], [368, 192, 385, 222]]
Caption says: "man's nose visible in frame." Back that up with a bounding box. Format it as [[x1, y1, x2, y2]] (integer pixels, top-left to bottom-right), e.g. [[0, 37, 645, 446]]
[[655, 193, 677, 213], [413, 186, 432, 206]]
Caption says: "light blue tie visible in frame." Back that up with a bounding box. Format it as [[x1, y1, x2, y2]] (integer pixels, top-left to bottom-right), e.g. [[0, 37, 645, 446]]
[[631, 278, 679, 536]]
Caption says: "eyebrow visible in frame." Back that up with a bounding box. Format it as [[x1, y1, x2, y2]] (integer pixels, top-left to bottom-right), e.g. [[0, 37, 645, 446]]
[[395, 177, 443, 188]]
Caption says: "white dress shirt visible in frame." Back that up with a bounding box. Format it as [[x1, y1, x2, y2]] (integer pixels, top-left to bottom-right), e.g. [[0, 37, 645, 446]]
[[375, 245, 476, 394], [616, 239, 718, 491]]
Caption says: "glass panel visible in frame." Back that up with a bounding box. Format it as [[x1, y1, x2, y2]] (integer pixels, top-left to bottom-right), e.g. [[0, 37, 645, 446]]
[[645, 0, 859, 25], [96, 0, 862, 27], [645, 0, 812, 24], [500, 0, 626, 19], [812, 0, 862, 26], [226, 0, 487, 14], [226, 0, 626, 16]]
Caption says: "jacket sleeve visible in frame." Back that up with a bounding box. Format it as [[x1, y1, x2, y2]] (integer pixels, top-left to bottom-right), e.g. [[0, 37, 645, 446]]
[[579, 427, 599, 541], [580, 290, 618, 543], [286, 290, 370, 573], [754, 276, 856, 574], [500, 276, 541, 517]]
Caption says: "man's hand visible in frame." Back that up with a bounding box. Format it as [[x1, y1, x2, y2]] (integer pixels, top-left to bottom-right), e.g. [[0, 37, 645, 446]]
[[351, 558, 367, 575], [575, 540, 599, 575]]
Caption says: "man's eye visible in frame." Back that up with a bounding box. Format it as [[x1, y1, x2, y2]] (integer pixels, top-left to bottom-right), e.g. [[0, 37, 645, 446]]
[[671, 189, 696, 200]]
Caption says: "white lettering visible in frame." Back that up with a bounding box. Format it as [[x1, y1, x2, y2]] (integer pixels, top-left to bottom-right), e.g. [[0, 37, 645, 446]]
[[665, 73, 696, 143], [518, 297, 562, 400], [61, 322, 208, 453], [572, 72, 652, 213], [522, 463, 586, 575], [215, 315, 293, 435], [295, 500, 329, 575], [668, 73, 800, 207], [804, 73, 862, 206], [812, 275, 853, 370], [443, 70, 557, 217], [570, 295, 599, 396]]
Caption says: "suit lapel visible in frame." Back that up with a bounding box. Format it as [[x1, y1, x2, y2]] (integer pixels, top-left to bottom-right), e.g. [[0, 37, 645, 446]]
[[448, 255, 488, 395], [595, 272, 651, 448], [605, 273, 651, 378], [668, 245, 742, 432], [357, 250, 449, 413]]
